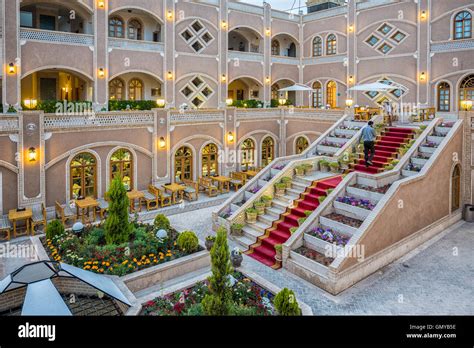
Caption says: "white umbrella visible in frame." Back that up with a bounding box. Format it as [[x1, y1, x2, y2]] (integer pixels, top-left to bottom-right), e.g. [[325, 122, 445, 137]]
[[348, 82, 395, 92], [278, 84, 317, 107]]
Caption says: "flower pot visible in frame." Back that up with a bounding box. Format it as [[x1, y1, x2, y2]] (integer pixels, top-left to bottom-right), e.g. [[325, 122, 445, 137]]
[[254, 204, 265, 215], [264, 200, 272, 208], [295, 167, 305, 176], [304, 167, 313, 175], [275, 186, 286, 197], [246, 212, 257, 224], [231, 253, 243, 268], [231, 226, 244, 236], [275, 250, 282, 262], [205, 239, 215, 251], [284, 181, 292, 189], [320, 164, 329, 173], [330, 166, 339, 173]]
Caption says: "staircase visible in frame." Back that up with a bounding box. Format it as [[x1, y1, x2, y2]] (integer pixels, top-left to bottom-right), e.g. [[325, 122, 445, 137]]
[[352, 127, 416, 174], [245, 175, 343, 269]]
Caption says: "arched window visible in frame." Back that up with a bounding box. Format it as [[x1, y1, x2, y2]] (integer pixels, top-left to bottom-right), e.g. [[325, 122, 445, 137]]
[[271, 40, 280, 55], [201, 143, 218, 177], [454, 11, 472, 40], [295, 136, 309, 154], [451, 165, 461, 212], [109, 78, 124, 101], [70, 153, 97, 200], [127, 19, 142, 40], [312, 81, 323, 108], [327, 81, 337, 108], [271, 84, 280, 100], [288, 42, 296, 57], [241, 139, 255, 170], [261, 137, 274, 166], [326, 34, 337, 55], [109, 16, 124, 38], [110, 149, 133, 190], [128, 79, 143, 101], [175, 146, 193, 182], [459, 74, 474, 110], [437, 82, 450, 112], [313, 36, 322, 57]]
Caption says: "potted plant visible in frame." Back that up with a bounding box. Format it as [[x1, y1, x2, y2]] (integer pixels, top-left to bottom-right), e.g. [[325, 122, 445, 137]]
[[327, 188, 334, 195], [261, 195, 272, 207], [274, 244, 282, 261], [205, 235, 216, 251], [254, 201, 266, 215], [245, 208, 258, 224], [281, 176, 292, 189], [294, 165, 305, 176], [304, 210, 312, 217], [329, 162, 340, 173], [230, 247, 243, 267], [302, 163, 313, 175], [319, 160, 329, 172], [231, 223, 244, 236], [318, 196, 326, 204], [274, 182, 286, 197], [297, 217, 306, 226], [384, 164, 394, 171], [289, 227, 298, 234]]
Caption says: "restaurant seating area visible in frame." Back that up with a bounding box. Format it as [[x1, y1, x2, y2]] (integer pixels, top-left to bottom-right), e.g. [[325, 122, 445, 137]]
[[0, 168, 263, 240]]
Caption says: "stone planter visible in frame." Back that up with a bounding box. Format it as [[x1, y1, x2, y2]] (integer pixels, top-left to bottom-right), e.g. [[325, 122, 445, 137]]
[[231, 225, 244, 236], [320, 164, 329, 173], [275, 249, 282, 262], [295, 167, 305, 176], [231, 253, 243, 268], [283, 181, 292, 189], [205, 239, 215, 251], [246, 211, 258, 224], [274, 186, 286, 197], [263, 199, 272, 208], [329, 165, 340, 173], [254, 204, 265, 215]]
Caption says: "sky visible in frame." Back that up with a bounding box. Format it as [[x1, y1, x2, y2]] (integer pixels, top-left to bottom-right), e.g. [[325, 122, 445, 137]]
[[239, 0, 307, 13]]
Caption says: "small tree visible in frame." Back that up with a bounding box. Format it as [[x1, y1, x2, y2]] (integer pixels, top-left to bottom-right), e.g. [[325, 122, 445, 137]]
[[202, 226, 233, 315], [274, 288, 301, 316], [46, 220, 65, 240], [104, 177, 131, 245]]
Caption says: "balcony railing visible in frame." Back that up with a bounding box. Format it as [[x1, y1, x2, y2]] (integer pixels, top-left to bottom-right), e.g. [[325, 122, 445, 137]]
[[228, 50, 264, 62], [271, 56, 300, 65], [0, 115, 19, 132], [20, 28, 94, 46], [108, 37, 164, 52], [170, 109, 225, 124]]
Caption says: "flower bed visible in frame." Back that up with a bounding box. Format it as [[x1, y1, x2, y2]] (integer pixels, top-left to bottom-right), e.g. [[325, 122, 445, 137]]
[[415, 152, 431, 159], [339, 125, 361, 130], [406, 163, 422, 172], [295, 246, 334, 266], [249, 185, 262, 194], [440, 122, 454, 128], [351, 184, 391, 194], [320, 140, 344, 148], [423, 141, 438, 148], [336, 196, 376, 210], [141, 272, 275, 316], [330, 133, 352, 139], [219, 208, 232, 218], [324, 213, 363, 228], [42, 220, 202, 276], [307, 227, 350, 247]]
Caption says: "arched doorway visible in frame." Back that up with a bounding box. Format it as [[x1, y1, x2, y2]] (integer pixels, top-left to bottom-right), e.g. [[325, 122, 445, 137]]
[[327, 81, 337, 108], [70, 152, 97, 199], [261, 136, 274, 166], [437, 82, 450, 112], [295, 136, 309, 154], [459, 74, 474, 110], [312, 81, 323, 108], [110, 149, 133, 190], [228, 77, 263, 102], [201, 143, 219, 177], [451, 164, 461, 212], [175, 146, 193, 182], [228, 27, 263, 53], [240, 138, 256, 170]]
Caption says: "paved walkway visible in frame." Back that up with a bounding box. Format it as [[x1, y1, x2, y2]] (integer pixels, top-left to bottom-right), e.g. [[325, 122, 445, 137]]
[[168, 206, 474, 315]]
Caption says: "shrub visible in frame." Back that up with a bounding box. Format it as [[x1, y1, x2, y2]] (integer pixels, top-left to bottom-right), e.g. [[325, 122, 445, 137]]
[[85, 228, 105, 246], [289, 227, 298, 234], [254, 201, 265, 208], [108, 100, 159, 111], [274, 288, 301, 316], [298, 217, 307, 225], [280, 176, 292, 183], [261, 195, 272, 202], [318, 196, 326, 203], [274, 183, 286, 190], [304, 210, 312, 217], [245, 208, 257, 214], [104, 177, 132, 245], [46, 220, 65, 240], [176, 231, 199, 253], [274, 244, 282, 253], [202, 227, 232, 315], [154, 214, 171, 231], [319, 160, 329, 166], [329, 162, 339, 168]]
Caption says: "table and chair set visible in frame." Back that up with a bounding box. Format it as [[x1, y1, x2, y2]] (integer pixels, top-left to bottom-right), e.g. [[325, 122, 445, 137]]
[[0, 168, 263, 241]]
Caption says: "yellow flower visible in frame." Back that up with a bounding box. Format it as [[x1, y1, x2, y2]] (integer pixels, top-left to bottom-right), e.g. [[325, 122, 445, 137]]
[[149, 253, 154, 257], [133, 258, 137, 262], [122, 260, 128, 265], [93, 261, 99, 265], [160, 255, 164, 260]]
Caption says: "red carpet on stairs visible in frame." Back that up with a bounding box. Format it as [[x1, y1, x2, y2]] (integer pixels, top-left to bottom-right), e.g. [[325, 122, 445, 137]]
[[353, 127, 415, 174], [247, 175, 343, 268]]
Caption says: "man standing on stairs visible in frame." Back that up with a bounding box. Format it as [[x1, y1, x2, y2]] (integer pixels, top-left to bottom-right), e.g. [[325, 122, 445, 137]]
[[359, 121, 376, 167]]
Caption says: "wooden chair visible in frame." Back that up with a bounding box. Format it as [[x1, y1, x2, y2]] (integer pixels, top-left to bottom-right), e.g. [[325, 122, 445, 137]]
[[31, 203, 47, 235], [141, 185, 159, 211], [198, 177, 219, 197], [97, 197, 109, 220], [156, 187, 172, 207], [229, 172, 246, 191], [55, 201, 76, 227], [182, 179, 199, 201], [0, 215, 11, 241]]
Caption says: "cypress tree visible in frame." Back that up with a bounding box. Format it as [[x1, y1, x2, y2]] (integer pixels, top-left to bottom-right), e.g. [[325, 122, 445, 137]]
[[202, 226, 233, 315], [104, 176, 131, 245]]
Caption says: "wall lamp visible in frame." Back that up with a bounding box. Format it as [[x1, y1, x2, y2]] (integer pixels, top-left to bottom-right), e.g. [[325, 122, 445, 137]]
[[156, 99, 165, 107], [420, 10, 427, 20], [97, 0, 105, 9], [227, 131, 234, 143], [167, 71, 173, 80], [419, 71, 426, 81], [221, 20, 227, 30], [98, 68, 105, 78], [28, 147, 37, 162], [226, 98, 233, 106], [221, 74, 227, 82], [159, 137, 166, 149], [167, 10, 173, 21], [8, 63, 16, 74]]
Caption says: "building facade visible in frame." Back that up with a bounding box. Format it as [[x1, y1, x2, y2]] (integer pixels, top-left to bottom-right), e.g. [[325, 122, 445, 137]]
[[0, 0, 474, 215]]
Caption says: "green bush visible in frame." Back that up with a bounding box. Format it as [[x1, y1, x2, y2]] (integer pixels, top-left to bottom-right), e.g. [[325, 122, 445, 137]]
[[104, 177, 132, 245], [280, 176, 292, 183], [229, 304, 260, 316], [318, 196, 326, 203], [46, 220, 65, 240], [202, 226, 232, 315], [184, 303, 204, 316], [274, 244, 282, 253], [85, 228, 105, 246], [274, 288, 301, 316], [176, 231, 199, 253], [154, 214, 171, 231], [108, 100, 161, 111]]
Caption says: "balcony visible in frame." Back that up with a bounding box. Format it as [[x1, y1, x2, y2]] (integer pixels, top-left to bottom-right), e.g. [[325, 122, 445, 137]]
[[20, 28, 94, 46], [228, 50, 264, 62], [108, 37, 164, 53]]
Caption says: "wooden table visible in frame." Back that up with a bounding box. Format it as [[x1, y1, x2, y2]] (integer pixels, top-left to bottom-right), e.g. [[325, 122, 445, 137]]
[[8, 208, 32, 237], [127, 190, 145, 213], [163, 183, 186, 204], [243, 170, 259, 178], [75, 197, 99, 224], [211, 176, 231, 193]]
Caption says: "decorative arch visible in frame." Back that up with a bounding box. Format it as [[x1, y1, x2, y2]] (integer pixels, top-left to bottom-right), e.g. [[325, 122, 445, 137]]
[[200, 141, 220, 177], [173, 144, 195, 183], [294, 135, 310, 155], [239, 137, 257, 170], [312, 80, 323, 108], [312, 36, 323, 57], [260, 135, 276, 166], [458, 73, 474, 110], [228, 25, 264, 39], [21, 65, 93, 82], [126, 17, 144, 40], [128, 78, 144, 100], [450, 163, 462, 213], [109, 6, 164, 25], [228, 76, 263, 86], [326, 80, 337, 108], [105, 146, 138, 190], [326, 33, 337, 55], [271, 39, 280, 56], [109, 15, 125, 38], [109, 77, 125, 101], [109, 70, 164, 84], [436, 81, 452, 112], [452, 10, 472, 40], [65, 149, 101, 203]]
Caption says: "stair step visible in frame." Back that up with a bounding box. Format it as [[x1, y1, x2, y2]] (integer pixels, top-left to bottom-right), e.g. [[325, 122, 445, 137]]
[[346, 186, 384, 202], [333, 201, 372, 220], [242, 225, 262, 239], [287, 187, 304, 196], [291, 180, 307, 191], [271, 198, 289, 210], [235, 235, 257, 250], [334, 207, 368, 221], [258, 214, 276, 225], [266, 205, 285, 217], [250, 220, 271, 233], [319, 216, 357, 236]]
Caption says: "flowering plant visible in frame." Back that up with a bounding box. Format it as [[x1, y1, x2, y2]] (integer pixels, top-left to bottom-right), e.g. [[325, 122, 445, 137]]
[[308, 227, 350, 247], [249, 185, 262, 194], [423, 141, 438, 148], [336, 196, 376, 210], [406, 163, 421, 172], [320, 140, 343, 148]]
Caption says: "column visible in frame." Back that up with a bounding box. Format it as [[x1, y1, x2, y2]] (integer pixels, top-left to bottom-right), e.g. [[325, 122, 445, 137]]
[[3, 0, 20, 111], [164, 0, 176, 108], [223, 108, 237, 176], [94, 0, 108, 110], [263, 3, 272, 107], [154, 108, 171, 185], [218, 0, 229, 108], [347, 0, 357, 104], [417, 0, 430, 106]]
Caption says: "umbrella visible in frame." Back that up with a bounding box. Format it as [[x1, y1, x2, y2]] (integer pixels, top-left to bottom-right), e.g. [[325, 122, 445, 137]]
[[278, 84, 317, 107], [348, 82, 395, 92]]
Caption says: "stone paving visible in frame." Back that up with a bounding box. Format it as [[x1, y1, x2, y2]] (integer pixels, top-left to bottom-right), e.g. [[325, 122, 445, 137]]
[[168, 206, 474, 315]]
